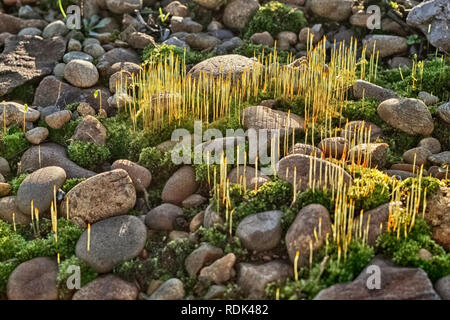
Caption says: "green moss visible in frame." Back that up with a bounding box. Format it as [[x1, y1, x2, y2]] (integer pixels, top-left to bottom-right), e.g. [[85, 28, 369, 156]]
[[377, 218, 450, 282], [67, 141, 110, 170], [380, 126, 422, 167], [233, 41, 291, 63], [0, 125, 30, 163], [138, 147, 177, 183], [9, 173, 28, 196], [244, 1, 307, 39], [101, 114, 135, 160], [61, 178, 85, 193], [348, 167, 392, 211], [196, 225, 249, 261], [0, 260, 20, 295], [57, 255, 98, 299], [376, 57, 450, 100], [42, 118, 81, 147], [0, 218, 83, 294], [341, 98, 383, 126], [64, 102, 80, 112], [400, 176, 443, 197], [142, 44, 214, 66], [266, 240, 374, 299], [228, 179, 293, 230]]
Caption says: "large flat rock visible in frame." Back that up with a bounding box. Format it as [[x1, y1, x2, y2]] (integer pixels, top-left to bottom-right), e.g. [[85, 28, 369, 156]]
[[0, 35, 66, 97]]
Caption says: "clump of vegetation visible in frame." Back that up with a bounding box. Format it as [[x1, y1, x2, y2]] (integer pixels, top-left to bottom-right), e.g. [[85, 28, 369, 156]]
[[400, 176, 442, 197], [101, 113, 156, 162], [196, 226, 248, 261], [376, 57, 450, 100], [42, 118, 81, 147], [225, 179, 293, 230], [9, 173, 28, 195], [57, 255, 98, 299], [380, 126, 422, 166], [0, 125, 30, 163], [348, 167, 392, 211], [142, 44, 214, 66], [233, 41, 291, 64], [266, 240, 374, 299], [432, 119, 450, 151], [67, 141, 111, 170], [377, 218, 450, 282], [114, 237, 198, 295], [62, 178, 86, 193], [138, 146, 177, 182], [0, 218, 83, 294], [341, 99, 383, 126], [244, 1, 307, 39]]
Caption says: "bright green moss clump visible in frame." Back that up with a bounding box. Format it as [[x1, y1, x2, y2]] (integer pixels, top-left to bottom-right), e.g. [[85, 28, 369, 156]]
[[68, 141, 111, 171], [233, 41, 291, 63], [138, 146, 176, 182], [244, 1, 307, 39], [0, 218, 83, 294], [341, 98, 383, 126], [377, 218, 450, 282], [142, 44, 214, 65], [0, 126, 30, 162], [9, 173, 28, 195], [62, 178, 86, 193], [266, 240, 374, 299], [348, 167, 392, 211], [376, 57, 450, 100]]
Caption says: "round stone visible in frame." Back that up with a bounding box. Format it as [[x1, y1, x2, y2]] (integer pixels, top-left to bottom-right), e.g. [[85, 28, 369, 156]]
[[64, 60, 99, 88], [75, 215, 147, 273]]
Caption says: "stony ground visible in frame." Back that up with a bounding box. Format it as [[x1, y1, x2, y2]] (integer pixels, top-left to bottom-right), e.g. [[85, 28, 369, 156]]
[[0, 0, 449, 301]]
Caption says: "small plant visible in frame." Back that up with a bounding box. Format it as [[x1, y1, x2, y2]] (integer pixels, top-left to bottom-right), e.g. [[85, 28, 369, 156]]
[[243, 1, 307, 39], [0, 125, 30, 162], [142, 44, 214, 66], [67, 141, 110, 170], [82, 15, 112, 37], [233, 41, 291, 63], [158, 8, 170, 23], [377, 218, 450, 282], [138, 147, 176, 182], [407, 34, 421, 46], [266, 240, 374, 299], [62, 178, 86, 193], [9, 173, 28, 196]]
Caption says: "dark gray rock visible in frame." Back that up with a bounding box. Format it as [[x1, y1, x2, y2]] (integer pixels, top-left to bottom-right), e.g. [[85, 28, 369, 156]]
[[20, 143, 96, 179], [16, 166, 66, 215], [75, 215, 147, 273], [236, 210, 282, 251]]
